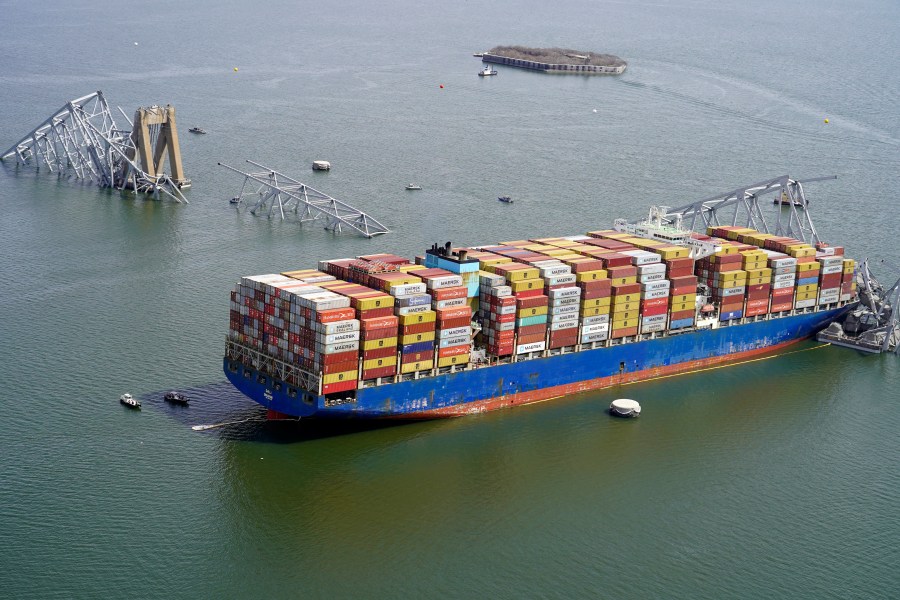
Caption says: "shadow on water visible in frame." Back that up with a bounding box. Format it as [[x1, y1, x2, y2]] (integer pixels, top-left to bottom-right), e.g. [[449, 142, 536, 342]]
[[139, 381, 422, 443]]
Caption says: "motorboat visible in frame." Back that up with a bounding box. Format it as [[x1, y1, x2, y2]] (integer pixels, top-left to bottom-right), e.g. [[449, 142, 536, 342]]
[[405, 184, 422, 190], [498, 195, 514, 203], [164, 391, 190, 405], [478, 66, 498, 77], [229, 196, 241, 204], [188, 127, 207, 134], [312, 160, 331, 171], [609, 398, 641, 418], [119, 393, 141, 410]]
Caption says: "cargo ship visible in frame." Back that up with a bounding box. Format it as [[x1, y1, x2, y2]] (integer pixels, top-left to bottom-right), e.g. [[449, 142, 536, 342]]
[[224, 211, 857, 419]]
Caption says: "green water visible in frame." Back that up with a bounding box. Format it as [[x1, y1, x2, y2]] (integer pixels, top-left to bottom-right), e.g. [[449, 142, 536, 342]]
[[1, 0, 898, 597]]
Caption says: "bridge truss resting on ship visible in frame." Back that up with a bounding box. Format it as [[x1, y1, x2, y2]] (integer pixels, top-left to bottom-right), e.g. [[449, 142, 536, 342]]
[[220, 160, 390, 238]]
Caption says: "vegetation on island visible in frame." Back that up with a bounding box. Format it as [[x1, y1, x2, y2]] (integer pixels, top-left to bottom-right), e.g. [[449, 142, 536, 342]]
[[487, 46, 626, 68]]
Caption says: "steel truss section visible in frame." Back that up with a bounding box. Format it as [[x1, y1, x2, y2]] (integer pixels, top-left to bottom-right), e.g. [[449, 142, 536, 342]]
[[638, 175, 835, 245], [225, 341, 322, 391], [220, 160, 390, 238], [1, 91, 187, 203]]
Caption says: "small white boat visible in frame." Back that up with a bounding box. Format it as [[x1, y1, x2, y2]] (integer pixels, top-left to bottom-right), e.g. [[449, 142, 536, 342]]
[[405, 184, 422, 190], [188, 127, 206, 134], [312, 160, 331, 171], [478, 66, 498, 77], [498, 195, 514, 204], [120, 393, 141, 410], [164, 391, 189, 405], [609, 398, 641, 418]]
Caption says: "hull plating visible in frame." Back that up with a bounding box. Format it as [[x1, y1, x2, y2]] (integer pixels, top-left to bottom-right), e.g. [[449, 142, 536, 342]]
[[224, 307, 847, 419]]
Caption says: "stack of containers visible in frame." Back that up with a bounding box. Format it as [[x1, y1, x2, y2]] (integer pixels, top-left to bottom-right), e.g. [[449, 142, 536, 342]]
[[425, 270, 472, 369], [663, 252, 696, 329], [493, 262, 547, 355], [816, 252, 844, 306], [424, 247, 482, 309], [392, 272, 440, 375], [293, 289, 359, 395], [741, 248, 772, 318], [792, 246, 820, 309], [359, 312, 399, 381], [622, 249, 669, 334], [478, 271, 516, 357], [841, 257, 857, 301], [766, 251, 797, 313], [607, 251, 641, 340], [566, 257, 610, 345], [697, 247, 746, 321], [540, 261, 581, 349]]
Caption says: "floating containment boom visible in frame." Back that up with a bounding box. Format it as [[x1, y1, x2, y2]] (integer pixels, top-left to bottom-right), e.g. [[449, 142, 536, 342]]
[[1, 91, 189, 202], [220, 160, 390, 238]]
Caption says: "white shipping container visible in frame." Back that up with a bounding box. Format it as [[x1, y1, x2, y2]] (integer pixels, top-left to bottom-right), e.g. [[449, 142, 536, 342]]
[[320, 331, 361, 345], [394, 294, 433, 307], [817, 256, 843, 267], [314, 319, 360, 335], [772, 266, 796, 276], [772, 279, 795, 290], [773, 273, 796, 284], [550, 296, 580, 307], [395, 305, 430, 315], [637, 262, 667, 274], [426, 275, 464, 289], [581, 323, 610, 335], [490, 286, 513, 297], [438, 326, 471, 339], [390, 283, 428, 296], [315, 341, 360, 354], [819, 289, 840, 302], [721, 286, 746, 297], [545, 274, 577, 286], [581, 331, 609, 343], [496, 320, 516, 332], [439, 335, 470, 348], [641, 314, 668, 326], [794, 298, 817, 309], [550, 319, 579, 331], [539, 265, 572, 278], [582, 314, 610, 326], [642, 289, 670, 300], [516, 341, 546, 354], [479, 274, 506, 287], [641, 280, 671, 292], [639, 272, 666, 283], [548, 287, 581, 300], [496, 305, 517, 315], [641, 322, 666, 333], [435, 297, 467, 309], [817, 247, 837, 256], [550, 304, 580, 316], [821, 265, 842, 275]]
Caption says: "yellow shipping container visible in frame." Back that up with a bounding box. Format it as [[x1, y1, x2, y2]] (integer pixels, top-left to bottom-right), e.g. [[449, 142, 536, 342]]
[[363, 356, 397, 371], [438, 354, 470, 368], [714, 271, 747, 283], [363, 337, 398, 351], [580, 297, 611, 309], [399, 264, 427, 273], [322, 370, 358, 385], [611, 318, 639, 329], [669, 293, 697, 305], [658, 246, 690, 260], [611, 275, 638, 286], [796, 262, 820, 273], [401, 331, 435, 345], [400, 360, 434, 374], [611, 311, 639, 323], [353, 294, 393, 311], [386, 276, 423, 287], [786, 245, 816, 258], [580, 305, 610, 317], [541, 248, 570, 257], [517, 305, 548, 317], [399, 310, 436, 325], [612, 292, 640, 304], [796, 284, 818, 295], [713, 246, 739, 256], [842, 259, 856, 273], [576, 270, 608, 282], [669, 301, 694, 313], [479, 256, 512, 267], [505, 268, 539, 282], [795, 290, 818, 301], [611, 300, 640, 312], [747, 276, 769, 286], [510, 278, 542, 292]]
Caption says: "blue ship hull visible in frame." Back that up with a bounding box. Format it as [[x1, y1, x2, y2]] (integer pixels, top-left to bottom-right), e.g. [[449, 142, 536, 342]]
[[223, 307, 848, 419]]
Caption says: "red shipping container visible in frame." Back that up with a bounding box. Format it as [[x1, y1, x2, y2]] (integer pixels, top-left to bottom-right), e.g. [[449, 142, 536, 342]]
[[745, 306, 769, 317], [544, 282, 573, 292], [495, 312, 516, 323], [670, 309, 694, 321], [579, 279, 612, 293], [518, 324, 547, 336], [747, 283, 770, 294], [487, 344, 514, 356], [610, 326, 639, 338], [581, 288, 612, 300], [607, 265, 639, 279], [746, 298, 769, 310], [666, 267, 694, 279], [322, 379, 357, 395], [432, 286, 467, 301], [568, 259, 604, 272], [515, 288, 544, 299], [670, 285, 697, 296], [770, 301, 793, 312], [518, 332, 545, 345], [641, 297, 668, 309], [436, 306, 472, 321], [323, 360, 358, 375], [600, 253, 634, 268], [517, 295, 549, 309], [438, 345, 470, 358], [641, 303, 668, 317], [819, 273, 841, 288], [747, 290, 770, 302], [549, 335, 578, 349], [362, 365, 397, 380], [772, 287, 795, 298], [665, 257, 695, 271], [315, 307, 357, 323], [357, 306, 394, 320], [720, 300, 744, 313], [362, 315, 399, 330], [363, 346, 397, 361], [490, 295, 517, 307], [361, 328, 396, 342], [712, 253, 743, 264], [612, 282, 641, 295], [320, 350, 359, 365], [488, 330, 515, 342], [402, 322, 434, 335], [401, 350, 434, 364], [439, 316, 471, 330], [840, 282, 853, 293]]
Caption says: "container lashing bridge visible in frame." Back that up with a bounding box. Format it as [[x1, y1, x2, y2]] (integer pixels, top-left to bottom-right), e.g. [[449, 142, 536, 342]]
[[219, 160, 390, 238], [0, 91, 189, 203]]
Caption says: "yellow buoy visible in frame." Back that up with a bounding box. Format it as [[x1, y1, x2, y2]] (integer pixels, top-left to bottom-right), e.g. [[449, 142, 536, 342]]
[[824, 118, 829, 123], [233, 67, 239, 72]]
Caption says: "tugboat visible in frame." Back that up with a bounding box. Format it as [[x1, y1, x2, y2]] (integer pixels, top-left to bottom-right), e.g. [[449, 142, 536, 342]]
[[164, 391, 190, 405], [498, 195, 514, 204], [188, 127, 207, 134], [405, 183, 422, 191], [478, 66, 498, 77], [119, 393, 141, 410]]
